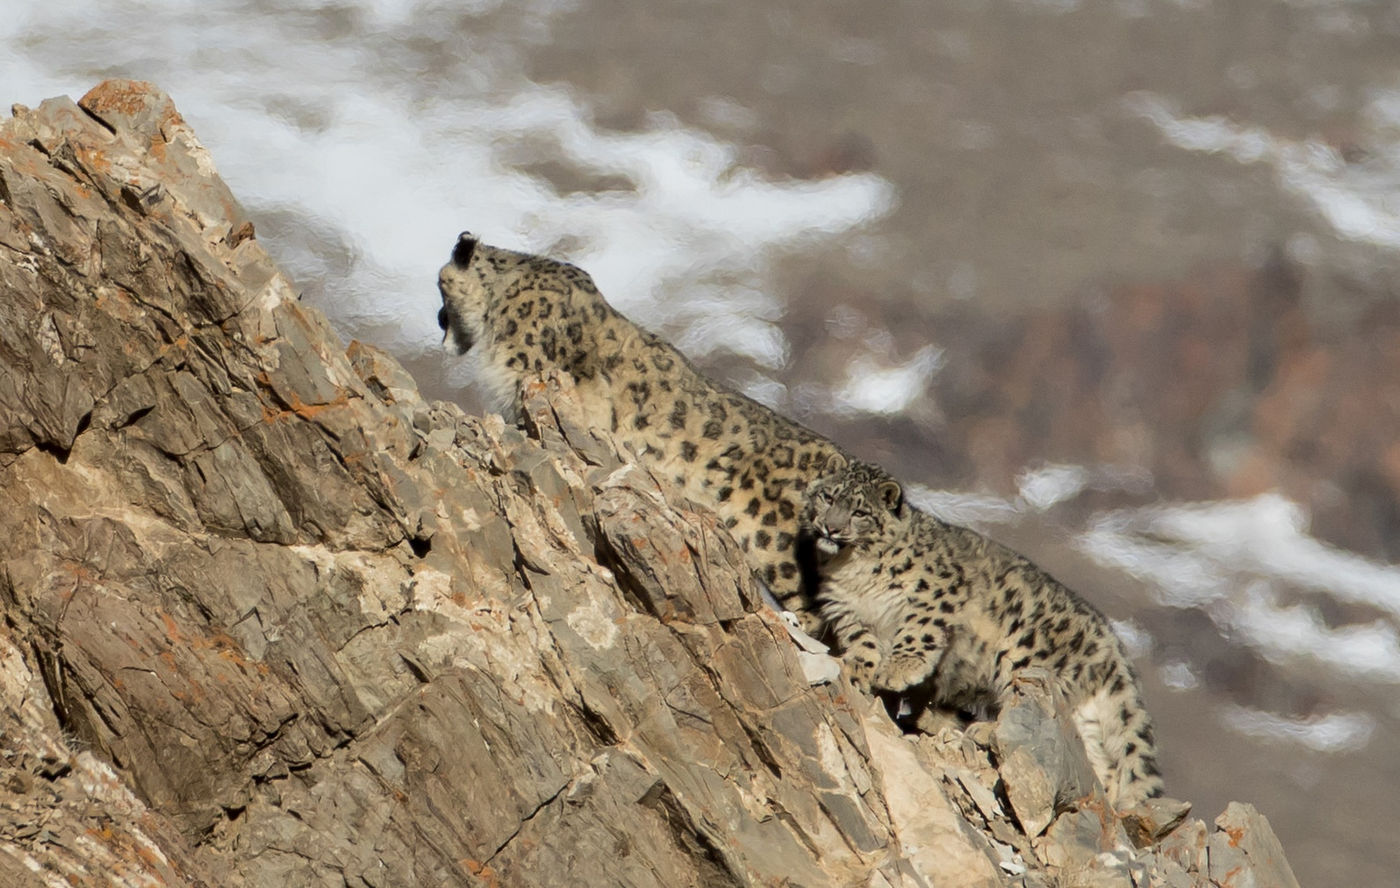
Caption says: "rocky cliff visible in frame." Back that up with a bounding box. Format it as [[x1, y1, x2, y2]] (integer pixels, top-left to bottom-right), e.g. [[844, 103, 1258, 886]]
[[0, 81, 1300, 887]]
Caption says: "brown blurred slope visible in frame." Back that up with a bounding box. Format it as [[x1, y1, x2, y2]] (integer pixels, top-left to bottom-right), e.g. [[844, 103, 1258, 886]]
[[910, 252, 1400, 561]]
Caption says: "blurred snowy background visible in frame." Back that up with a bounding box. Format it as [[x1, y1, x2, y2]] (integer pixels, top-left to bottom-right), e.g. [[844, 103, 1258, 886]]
[[8, 1, 1400, 883]]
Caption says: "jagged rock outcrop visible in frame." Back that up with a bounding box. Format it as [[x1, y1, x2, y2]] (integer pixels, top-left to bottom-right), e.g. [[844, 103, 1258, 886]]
[[0, 80, 1300, 887]]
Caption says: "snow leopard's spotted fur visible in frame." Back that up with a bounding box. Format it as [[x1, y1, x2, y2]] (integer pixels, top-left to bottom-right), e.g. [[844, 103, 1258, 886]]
[[801, 456, 1164, 807]]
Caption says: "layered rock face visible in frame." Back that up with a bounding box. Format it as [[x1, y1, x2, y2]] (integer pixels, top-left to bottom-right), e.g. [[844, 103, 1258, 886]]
[[0, 81, 1298, 887]]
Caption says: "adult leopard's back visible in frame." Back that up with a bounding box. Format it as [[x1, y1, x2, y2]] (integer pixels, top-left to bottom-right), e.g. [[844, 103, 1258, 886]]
[[437, 232, 846, 617]]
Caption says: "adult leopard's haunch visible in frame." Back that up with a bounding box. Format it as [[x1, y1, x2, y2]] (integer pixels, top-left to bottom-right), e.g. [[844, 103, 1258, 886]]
[[438, 232, 847, 623]]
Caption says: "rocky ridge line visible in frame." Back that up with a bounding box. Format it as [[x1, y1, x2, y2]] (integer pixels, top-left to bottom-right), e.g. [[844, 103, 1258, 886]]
[[0, 80, 1299, 888]]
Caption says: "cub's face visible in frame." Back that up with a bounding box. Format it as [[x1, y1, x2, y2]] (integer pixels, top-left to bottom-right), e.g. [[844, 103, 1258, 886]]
[[800, 457, 906, 561]]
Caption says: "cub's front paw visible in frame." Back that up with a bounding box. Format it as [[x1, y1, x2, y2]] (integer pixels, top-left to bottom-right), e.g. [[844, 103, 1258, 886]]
[[794, 608, 825, 638], [841, 651, 881, 692], [874, 652, 935, 693]]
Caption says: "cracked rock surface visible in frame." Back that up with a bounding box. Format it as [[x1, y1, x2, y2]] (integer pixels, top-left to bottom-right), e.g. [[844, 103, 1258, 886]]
[[0, 80, 1301, 888]]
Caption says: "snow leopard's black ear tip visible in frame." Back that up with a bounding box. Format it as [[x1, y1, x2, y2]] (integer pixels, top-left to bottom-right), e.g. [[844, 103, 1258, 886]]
[[878, 479, 904, 513], [451, 232, 478, 267]]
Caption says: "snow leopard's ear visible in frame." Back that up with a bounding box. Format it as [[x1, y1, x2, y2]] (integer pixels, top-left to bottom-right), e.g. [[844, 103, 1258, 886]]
[[877, 479, 904, 515], [821, 452, 848, 476]]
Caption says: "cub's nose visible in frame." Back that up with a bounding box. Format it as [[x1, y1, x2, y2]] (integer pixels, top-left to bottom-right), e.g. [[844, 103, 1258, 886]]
[[451, 231, 477, 267]]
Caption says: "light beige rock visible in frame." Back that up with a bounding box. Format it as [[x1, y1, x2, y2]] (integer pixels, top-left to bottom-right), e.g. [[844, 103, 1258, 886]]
[[993, 668, 1102, 837], [1207, 802, 1301, 888], [864, 713, 1006, 887]]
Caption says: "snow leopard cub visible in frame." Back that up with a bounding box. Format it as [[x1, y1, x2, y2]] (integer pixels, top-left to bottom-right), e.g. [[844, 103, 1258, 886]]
[[800, 456, 1164, 807]]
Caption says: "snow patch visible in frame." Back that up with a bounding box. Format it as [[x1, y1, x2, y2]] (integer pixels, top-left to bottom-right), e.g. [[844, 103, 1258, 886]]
[[1081, 494, 1400, 683], [1220, 705, 1375, 754], [831, 344, 944, 416], [1129, 90, 1400, 252]]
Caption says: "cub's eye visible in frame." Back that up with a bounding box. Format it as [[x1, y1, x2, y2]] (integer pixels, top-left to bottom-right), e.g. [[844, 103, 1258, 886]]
[[852, 508, 869, 518]]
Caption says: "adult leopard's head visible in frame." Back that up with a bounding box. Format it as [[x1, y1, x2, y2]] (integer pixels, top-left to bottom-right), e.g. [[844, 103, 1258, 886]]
[[800, 455, 907, 561], [437, 232, 485, 354], [436, 232, 604, 357]]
